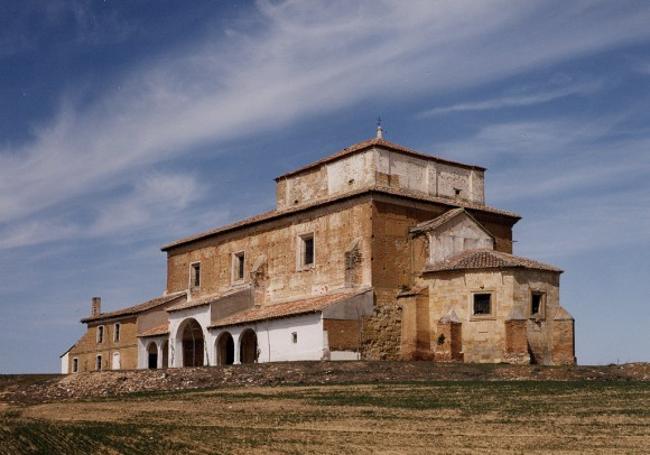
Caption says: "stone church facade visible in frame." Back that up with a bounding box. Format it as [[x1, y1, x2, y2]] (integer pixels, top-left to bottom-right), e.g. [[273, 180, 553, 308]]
[[61, 130, 575, 373]]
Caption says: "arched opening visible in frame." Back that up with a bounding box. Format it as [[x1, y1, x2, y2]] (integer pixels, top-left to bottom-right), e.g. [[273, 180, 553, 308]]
[[216, 332, 234, 365], [162, 340, 169, 369], [240, 329, 258, 364], [147, 342, 158, 369], [181, 319, 204, 367]]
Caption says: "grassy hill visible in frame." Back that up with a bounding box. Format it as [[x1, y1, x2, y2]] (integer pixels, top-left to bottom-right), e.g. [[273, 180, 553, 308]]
[[1, 362, 648, 454]]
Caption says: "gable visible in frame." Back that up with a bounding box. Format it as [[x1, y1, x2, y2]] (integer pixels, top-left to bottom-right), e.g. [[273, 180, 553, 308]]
[[423, 211, 494, 263]]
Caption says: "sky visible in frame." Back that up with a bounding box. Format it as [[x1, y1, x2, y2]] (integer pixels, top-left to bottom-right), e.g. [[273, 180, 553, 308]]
[[0, 0, 649, 373]]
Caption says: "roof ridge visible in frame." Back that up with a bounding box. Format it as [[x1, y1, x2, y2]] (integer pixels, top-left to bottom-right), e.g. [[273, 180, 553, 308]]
[[80, 290, 186, 323], [274, 137, 485, 181], [424, 248, 562, 273], [161, 187, 520, 251]]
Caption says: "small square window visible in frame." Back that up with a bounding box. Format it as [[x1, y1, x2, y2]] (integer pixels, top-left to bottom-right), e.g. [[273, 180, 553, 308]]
[[114, 323, 121, 342], [291, 332, 298, 344], [454, 188, 462, 196], [233, 252, 245, 282], [298, 233, 315, 269], [96, 325, 104, 344], [191, 262, 201, 288], [473, 293, 492, 316], [96, 355, 102, 371], [531, 292, 544, 317], [72, 358, 79, 373]]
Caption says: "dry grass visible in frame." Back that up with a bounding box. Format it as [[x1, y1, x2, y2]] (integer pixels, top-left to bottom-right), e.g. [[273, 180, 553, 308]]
[[1, 380, 648, 454]]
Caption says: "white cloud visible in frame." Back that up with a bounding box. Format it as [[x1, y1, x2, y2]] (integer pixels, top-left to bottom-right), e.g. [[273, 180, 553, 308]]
[[418, 80, 601, 116], [2, 0, 650, 249], [434, 114, 650, 259]]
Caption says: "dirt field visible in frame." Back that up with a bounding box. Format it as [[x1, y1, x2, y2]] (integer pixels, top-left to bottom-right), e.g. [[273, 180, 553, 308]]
[[1, 364, 649, 454]]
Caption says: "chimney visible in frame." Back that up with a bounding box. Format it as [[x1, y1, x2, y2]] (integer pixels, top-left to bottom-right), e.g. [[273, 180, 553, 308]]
[[91, 297, 101, 317]]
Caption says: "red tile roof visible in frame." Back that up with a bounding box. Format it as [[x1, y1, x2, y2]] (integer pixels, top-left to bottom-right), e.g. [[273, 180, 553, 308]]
[[423, 249, 562, 274], [80, 291, 186, 323], [208, 287, 372, 328], [138, 323, 169, 337], [161, 187, 519, 251], [275, 137, 485, 180]]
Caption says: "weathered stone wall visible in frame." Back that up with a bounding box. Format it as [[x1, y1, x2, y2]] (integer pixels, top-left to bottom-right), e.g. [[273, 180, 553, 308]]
[[324, 319, 361, 351], [68, 318, 138, 372], [512, 270, 562, 365], [427, 214, 494, 263], [276, 166, 328, 210], [362, 198, 515, 361], [166, 198, 374, 305], [275, 146, 486, 211], [423, 270, 515, 363], [551, 319, 576, 365]]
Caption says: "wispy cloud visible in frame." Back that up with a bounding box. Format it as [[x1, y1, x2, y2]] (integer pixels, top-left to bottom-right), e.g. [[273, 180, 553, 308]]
[[434, 112, 650, 259], [0, 172, 212, 249], [418, 79, 602, 116]]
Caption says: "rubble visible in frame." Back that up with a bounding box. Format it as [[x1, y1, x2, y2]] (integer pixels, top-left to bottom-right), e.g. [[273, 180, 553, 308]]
[[2, 361, 648, 405]]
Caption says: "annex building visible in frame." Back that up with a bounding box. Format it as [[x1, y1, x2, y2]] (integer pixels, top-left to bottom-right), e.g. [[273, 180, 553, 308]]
[[60, 127, 575, 373]]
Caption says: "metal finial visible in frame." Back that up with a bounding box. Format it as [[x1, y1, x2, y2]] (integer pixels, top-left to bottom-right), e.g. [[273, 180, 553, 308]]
[[376, 116, 384, 139]]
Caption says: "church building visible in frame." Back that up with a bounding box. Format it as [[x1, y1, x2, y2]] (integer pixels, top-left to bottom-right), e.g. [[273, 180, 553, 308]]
[[61, 127, 575, 373]]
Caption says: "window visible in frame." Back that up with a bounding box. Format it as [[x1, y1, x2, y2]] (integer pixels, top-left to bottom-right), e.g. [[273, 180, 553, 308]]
[[96, 355, 102, 371], [233, 252, 245, 282], [114, 323, 121, 342], [190, 262, 201, 288], [291, 332, 298, 344], [473, 293, 492, 316], [72, 358, 79, 373], [96, 325, 104, 344], [298, 233, 315, 269], [531, 292, 545, 318], [454, 187, 462, 196]]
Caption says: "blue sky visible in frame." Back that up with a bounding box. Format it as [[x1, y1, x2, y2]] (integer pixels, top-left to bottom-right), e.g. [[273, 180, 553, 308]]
[[1, 1, 649, 373]]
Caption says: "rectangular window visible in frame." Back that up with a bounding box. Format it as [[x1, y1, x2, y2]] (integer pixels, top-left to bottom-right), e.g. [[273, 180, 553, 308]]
[[473, 293, 492, 316], [72, 358, 79, 373], [299, 233, 315, 268], [191, 262, 201, 288], [96, 355, 102, 371], [96, 325, 104, 344], [531, 292, 544, 317], [114, 323, 121, 342], [291, 332, 298, 344], [233, 252, 245, 282]]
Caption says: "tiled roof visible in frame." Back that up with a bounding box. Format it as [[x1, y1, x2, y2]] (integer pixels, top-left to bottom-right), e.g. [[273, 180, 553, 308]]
[[209, 287, 372, 328], [161, 187, 519, 251], [138, 323, 169, 337], [166, 286, 252, 313], [80, 291, 186, 323], [423, 249, 562, 274], [410, 207, 495, 239], [275, 137, 485, 180]]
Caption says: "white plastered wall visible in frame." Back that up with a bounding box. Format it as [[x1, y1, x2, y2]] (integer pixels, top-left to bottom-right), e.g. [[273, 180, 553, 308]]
[[137, 335, 169, 369], [168, 305, 213, 368], [211, 312, 325, 364]]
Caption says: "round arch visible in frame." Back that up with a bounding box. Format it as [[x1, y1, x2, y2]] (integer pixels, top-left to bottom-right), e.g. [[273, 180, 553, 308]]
[[147, 342, 158, 369], [177, 318, 204, 368], [216, 332, 235, 366], [240, 329, 258, 364]]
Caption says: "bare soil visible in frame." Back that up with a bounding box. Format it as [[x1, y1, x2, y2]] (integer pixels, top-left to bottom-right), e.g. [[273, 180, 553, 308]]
[[0, 362, 648, 454]]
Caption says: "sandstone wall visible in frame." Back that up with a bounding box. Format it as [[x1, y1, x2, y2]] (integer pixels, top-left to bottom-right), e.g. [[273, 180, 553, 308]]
[[68, 317, 138, 372], [361, 197, 515, 361], [166, 198, 374, 305]]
